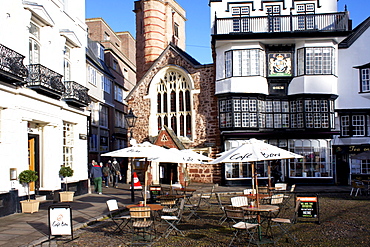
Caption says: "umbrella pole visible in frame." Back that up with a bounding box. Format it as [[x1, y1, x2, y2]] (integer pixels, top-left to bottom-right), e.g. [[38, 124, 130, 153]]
[[144, 159, 148, 206], [253, 162, 260, 207], [131, 157, 135, 202], [268, 163, 272, 196], [251, 162, 255, 193]]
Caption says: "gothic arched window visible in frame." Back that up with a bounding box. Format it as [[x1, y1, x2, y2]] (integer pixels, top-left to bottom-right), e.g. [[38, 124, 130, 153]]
[[157, 70, 192, 139]]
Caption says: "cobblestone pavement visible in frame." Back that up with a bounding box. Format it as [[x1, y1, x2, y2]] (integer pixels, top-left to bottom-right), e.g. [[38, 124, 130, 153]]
[[53, 192, 370, 247]]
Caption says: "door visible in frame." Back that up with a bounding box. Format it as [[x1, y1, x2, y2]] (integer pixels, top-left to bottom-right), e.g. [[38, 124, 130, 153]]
[[159, 163, 178, 184], [28, 135, 40, 192]]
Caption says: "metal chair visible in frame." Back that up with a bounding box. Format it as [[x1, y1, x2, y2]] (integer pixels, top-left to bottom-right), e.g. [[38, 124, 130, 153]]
[[224, 206, 259, 246], [129, 206, 155, 244], [161, 198, 186, 237], [200, 185, 215, 207], [105, 199, 131, 234], [350, 180, 365, 196], [271, 200, 301, 245], [184, 194, 202, 220], [216, 193, 227, 224]]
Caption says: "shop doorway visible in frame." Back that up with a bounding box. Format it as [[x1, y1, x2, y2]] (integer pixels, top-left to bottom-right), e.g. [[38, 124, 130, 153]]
[[28, 134, 40, 192], [336, 155, 350, 185], [159, 163, 178, 184]]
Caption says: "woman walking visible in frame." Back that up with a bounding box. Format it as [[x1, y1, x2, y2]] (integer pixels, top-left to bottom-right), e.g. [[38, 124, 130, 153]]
[[90, 161, 103, 194]]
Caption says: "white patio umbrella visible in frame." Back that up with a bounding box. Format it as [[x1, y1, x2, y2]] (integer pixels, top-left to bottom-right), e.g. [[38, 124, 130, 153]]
[[101, 142, 181, 205], [147, 148, 214, 192], [209, 138, 302, 206]]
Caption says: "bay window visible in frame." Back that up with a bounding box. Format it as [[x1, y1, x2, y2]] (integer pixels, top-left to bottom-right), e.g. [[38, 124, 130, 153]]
[[225, 49, 265, 78], [219, 97, 334, 130], [298, 47, 335, 76]]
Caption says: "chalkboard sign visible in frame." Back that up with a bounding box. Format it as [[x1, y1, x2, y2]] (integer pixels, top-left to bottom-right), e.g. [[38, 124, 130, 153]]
[[149, 185, 161, 203], [296, 194, 320, 224], [48, 205, 73, 240]]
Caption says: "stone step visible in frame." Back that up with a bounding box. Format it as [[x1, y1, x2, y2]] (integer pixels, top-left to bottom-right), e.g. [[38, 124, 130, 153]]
[[35, 195, 46, 201]]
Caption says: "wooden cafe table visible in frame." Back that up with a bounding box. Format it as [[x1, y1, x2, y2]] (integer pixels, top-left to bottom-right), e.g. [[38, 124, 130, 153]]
[[126, 204, 164, 211], [242, 204, 279, 243]]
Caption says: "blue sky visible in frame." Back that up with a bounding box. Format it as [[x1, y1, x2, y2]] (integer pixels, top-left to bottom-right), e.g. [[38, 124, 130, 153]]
[[86, 0, 369, 65]]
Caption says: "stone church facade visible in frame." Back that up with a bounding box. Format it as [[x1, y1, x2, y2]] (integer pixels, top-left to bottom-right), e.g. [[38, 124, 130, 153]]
[[126, 0, 222, 184]]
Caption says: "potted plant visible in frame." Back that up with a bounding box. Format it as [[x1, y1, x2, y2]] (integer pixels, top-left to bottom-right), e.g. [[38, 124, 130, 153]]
[[18, 170, 39, 213], [59, 166, 75, 202]]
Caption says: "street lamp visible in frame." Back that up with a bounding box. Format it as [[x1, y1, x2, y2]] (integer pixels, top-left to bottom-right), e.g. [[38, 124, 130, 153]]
[[125, 108, 137, 202], [125, 108, 138, 131]]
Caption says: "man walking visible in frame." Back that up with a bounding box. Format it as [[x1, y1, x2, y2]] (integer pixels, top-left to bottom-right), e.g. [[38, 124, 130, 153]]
[[111, 158, 121, 188]]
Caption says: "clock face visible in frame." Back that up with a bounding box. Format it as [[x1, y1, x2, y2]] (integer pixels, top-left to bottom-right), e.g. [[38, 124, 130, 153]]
[[269, 53, 292, 76]]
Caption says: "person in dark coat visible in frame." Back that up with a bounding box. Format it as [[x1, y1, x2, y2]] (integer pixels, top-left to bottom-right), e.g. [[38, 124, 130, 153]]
[[90, 161, 103, 194]]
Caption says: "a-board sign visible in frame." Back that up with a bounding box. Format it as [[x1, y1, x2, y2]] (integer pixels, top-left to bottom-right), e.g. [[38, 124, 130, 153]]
[[48, 205, 73, 238], [296, 194, 320, 224], [149, 185, 161, 203]]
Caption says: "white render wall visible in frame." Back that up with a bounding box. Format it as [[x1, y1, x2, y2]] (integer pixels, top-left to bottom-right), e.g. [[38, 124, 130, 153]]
[[0, 0, 88, 196], [336, 27, 370, 109]]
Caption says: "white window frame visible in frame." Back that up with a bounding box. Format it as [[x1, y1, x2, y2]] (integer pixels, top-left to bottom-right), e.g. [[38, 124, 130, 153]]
[[225, 49, 264, 78], [88, 65, 97, 86], [63, 45, 71, 81], [361, 68, 370, 92], [29, 22, 40, 64], [299, 47, 335, 75], [63, 122, 74, 168], [352, 115, 365, 137]]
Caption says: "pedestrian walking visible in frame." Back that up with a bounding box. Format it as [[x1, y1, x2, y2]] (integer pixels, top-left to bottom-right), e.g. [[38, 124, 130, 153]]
[[102, 163, 110, 188], [111, 158, 121, 188], [90, 161, 103, 194]]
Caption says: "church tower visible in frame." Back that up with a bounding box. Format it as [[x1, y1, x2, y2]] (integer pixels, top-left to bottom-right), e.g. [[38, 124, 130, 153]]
[[134, 0, 186, 81]]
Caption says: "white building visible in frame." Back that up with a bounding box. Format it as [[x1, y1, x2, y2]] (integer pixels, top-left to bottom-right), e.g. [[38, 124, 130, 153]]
[[0, 0, 89, 216], [334, 17, 370, 184], [209, 0, 351, 185]]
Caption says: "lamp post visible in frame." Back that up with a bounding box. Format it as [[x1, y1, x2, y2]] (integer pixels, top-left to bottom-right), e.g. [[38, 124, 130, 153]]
[[125, 108, 137, 202]]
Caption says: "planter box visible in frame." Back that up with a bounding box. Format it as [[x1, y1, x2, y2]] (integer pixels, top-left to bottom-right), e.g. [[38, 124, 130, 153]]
[[20, 200, 40, 213], [59, 191, 75, 202]]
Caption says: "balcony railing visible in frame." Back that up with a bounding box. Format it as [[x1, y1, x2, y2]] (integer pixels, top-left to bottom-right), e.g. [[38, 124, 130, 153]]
[[63, 81, 91, 107], [213, 12, 349, 35], [0, 43, 28, 84], [26, 64, 65, 99]]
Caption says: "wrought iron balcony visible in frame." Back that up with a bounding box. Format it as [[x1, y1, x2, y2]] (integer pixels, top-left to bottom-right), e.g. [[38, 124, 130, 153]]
[[213, 12, 349, 35], [0, 43, 28, 84], [63, 81, 91, 107], [26, 64, 65, 99]]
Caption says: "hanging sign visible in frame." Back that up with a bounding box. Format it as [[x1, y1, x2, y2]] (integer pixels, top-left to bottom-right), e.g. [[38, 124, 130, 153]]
[[48, 205, 73, 239], [296, 194, 320, 224]]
